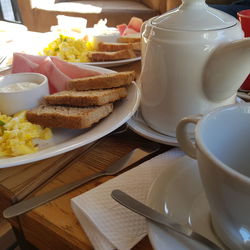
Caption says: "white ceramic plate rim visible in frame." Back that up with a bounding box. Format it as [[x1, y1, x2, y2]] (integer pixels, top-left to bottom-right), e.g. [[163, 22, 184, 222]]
[[0, 65, 141, 168], [71, 56, 141, 68], [0, 56, 141, 73]]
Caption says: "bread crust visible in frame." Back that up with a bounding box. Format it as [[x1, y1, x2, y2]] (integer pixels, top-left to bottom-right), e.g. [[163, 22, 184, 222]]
[[68, 71, 135, 91], [44, 87, 127, 106], [118, 37, 141, 43], [98, 42, 133, 52], [26, 104, 113, 129], [131, 42, 141, 51], [88, 49, 136, 62]]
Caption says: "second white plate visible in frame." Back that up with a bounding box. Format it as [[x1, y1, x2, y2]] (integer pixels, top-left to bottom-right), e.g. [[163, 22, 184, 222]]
[[71, 56, 141, 68]]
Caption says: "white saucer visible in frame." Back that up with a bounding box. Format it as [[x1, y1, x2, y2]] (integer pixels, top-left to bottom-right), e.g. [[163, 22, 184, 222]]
[[127, 97, 244, 146], [146, 156, 226, 250], [127, 109, 179, 146]]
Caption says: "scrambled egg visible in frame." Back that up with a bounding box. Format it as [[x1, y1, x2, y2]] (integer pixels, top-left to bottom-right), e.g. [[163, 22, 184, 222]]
[[0, 111, 52, 157], [42, 34, 94, 62]]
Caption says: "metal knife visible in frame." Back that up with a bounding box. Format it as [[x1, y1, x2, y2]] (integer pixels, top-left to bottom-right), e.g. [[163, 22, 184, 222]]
[[3, 143, 161, 219]]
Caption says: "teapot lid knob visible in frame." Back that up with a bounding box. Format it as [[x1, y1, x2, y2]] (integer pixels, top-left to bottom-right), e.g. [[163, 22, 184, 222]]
[[180, 0, 206, 9], [151, 0, 237, 31], [181, 0, 205, 5]]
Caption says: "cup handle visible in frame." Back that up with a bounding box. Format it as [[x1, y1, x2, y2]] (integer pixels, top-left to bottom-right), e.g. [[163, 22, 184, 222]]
[[176, 114, 203, 159]]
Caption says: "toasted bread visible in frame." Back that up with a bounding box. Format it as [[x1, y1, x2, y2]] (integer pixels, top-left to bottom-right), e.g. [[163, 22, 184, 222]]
[[118, 36, 141, 43], [88, 49, 136, 62], [131, 42, 141, 51], [98, 42, 133, 52], [44, 87, 127, 106], [26, 104, 113, 129], [68, 71, 135, 91]]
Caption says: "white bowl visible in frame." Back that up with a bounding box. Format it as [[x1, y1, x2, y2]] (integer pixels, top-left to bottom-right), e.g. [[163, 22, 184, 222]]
[[0, 73, 49, 115]]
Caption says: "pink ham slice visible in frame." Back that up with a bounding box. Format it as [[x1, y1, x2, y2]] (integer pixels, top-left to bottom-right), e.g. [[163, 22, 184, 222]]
[[12, 53, 101, 94], [117, 23, 127, 36], [122, 27, 139, 36], [117, 17, 143, 36], [127, 17, 143, 33]]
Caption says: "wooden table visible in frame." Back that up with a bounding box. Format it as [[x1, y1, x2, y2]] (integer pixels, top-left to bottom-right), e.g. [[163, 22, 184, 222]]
[[0, 60, 173, 249]]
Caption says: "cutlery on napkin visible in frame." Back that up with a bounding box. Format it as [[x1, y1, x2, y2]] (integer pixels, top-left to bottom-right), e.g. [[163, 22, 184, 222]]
[[71, 148, 184, 250], [111, 189, 222, 250]]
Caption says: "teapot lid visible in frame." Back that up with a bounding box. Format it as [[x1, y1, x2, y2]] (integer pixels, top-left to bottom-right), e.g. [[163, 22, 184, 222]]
[[152, 0, 237, 31]]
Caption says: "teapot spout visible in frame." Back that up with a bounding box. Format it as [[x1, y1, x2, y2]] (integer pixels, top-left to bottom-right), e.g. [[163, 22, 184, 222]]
[[203, 38, 250, 102]]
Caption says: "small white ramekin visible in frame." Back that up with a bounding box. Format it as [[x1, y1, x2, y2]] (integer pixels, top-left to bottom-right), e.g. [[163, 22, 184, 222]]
[[0, 73, 49, 115]]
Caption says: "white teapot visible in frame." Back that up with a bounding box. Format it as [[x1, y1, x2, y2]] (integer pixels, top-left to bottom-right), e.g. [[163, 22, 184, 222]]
[[140, 0, 250, 137]]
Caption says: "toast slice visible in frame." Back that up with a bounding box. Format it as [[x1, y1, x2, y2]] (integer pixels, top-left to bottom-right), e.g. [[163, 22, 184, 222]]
[[68, 71, 135, 91], [118, 36, 141, 43], [98, 42, 133, 52], [44, 87, 127, 106], [26, 104, 113, 129], [131, 42, 141, 51], [98, 42, 141, 53], [88, 49, 136, 62]]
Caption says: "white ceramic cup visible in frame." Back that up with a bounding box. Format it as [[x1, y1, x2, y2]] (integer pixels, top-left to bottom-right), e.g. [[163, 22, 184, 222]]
[[0, 73, 49, 115], [176, 103, 250, 250]]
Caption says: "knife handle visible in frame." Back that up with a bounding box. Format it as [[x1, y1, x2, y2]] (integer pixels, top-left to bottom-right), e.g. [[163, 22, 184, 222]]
[[3, 171, 103, 219]]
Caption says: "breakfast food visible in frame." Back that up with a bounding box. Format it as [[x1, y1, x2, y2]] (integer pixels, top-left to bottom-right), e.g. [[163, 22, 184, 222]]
[[130, 42, 141, 52], [44, 87, 127, 106], [0, 82, 38, 92], [26, 104, 113, 129], [42, 34, 93, 62], [68, 71, 135, 90], [0, 111, 52, 156], [97, 41, 141, 53], [117, 17, 143, 36], [98, 42, 134, 52], [26, 71, 134, 130], [41, 17, 142, 63], [118, 36, 141, 43], [88, 49, 137, 62]]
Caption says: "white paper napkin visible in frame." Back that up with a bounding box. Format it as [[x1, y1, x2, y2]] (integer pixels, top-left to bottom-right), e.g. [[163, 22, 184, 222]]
[[71, 148, 184, 250]]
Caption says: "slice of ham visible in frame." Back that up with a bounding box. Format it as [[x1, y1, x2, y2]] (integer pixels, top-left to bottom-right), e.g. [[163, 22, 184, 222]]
[[12, 53, 101, 94], [117, 17, 143, 36], [117, 23, 128, 36], [122, 27, 139, 36], [127, 17, 143, 33]]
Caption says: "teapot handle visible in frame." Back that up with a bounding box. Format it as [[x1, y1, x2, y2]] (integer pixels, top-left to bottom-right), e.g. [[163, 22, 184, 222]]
[[176, 114, 203, 159]]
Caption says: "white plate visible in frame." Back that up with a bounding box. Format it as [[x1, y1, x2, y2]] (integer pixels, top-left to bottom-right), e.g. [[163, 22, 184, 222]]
[[0, 65, 141, 168], [146, 156, 226, 250], [71, 56, 141, 68], [1, 56, 141, 73], [127, 109, 178, 146]]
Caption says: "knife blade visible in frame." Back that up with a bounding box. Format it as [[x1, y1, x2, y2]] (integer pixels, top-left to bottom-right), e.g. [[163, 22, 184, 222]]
[[3, 143, 161, 219]]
